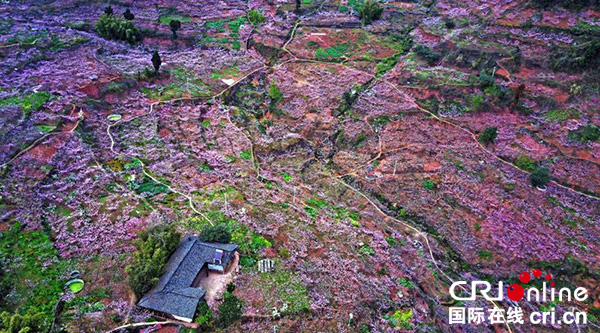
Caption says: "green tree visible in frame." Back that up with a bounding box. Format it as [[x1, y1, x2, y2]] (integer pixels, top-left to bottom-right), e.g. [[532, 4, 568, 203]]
[[268, 81, 283, 104], [359, 0, 384, 25], [151, 50, 162, 73], [194, 301, 213, 331], [95, 14, 141, 43], [125, 225, 181, 298], [478, 69, 495, 88], [530, 167, 551, 188], [200, 224, 231, 243], [479, 127, 498, 145], [568, 125, 600, 143], [169, 19, 181, 39], [216, 292, 243, 328], [124, 9, 135, 20], [248, 10, 266, 26]]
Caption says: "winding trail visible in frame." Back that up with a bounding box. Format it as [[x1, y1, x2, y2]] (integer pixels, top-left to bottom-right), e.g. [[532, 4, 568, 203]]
[[2, 4, 590, 332], [0, 107, 84, 169]]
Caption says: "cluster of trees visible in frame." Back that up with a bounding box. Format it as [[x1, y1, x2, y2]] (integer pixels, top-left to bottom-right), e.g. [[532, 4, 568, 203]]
[[200, 224, 232, 243], [216, 283, 244, 328], [550, 38, 600, 71], [530, 167, 550, 188], [413, 44, 441, 65], [95, 6, 141, 43], [248, 10, 266, 26], [359, 0, 384, 25], [194, 283, 243, 330], [568, 124, 600, 143], [0, 310, 44, 333], [125, 225, 181, 298]]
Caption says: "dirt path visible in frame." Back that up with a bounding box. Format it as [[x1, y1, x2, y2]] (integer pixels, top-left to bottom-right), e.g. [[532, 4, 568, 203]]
[[201, 252, 239, 309]]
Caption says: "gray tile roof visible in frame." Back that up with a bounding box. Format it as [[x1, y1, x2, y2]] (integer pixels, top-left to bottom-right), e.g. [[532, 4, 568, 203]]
[[138, 235, 238, 320]]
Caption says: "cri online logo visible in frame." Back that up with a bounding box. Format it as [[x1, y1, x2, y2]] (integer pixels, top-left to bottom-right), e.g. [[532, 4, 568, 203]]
[[450, 268, 588, 303]]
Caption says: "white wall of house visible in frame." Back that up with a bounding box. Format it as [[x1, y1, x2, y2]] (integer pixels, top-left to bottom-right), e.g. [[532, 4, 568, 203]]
[[173, 314, 193, 323]]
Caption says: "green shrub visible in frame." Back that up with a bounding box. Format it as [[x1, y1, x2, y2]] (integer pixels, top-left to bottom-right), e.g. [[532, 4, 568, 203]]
[[469, 94, 485, 111], [95, 14, 141, 43], [568, 125, 600, 143], [125, 225, 181, 298], [479, 126, 498, 145], [478, 249, 493, 261], [249, 234, 271, 250], [240, 150, 252, 160], [195, 301, 213, 331], [422, 179, 436, 190], [359, 0, 384, 25], [478, 69, 495, 88], [413, 44, 441, 65], [386, 309, 413, 329], [200, 224, 232, 243], [358, 244, 375, 256], [248, 10, 266, 26], [268, 81, 283, 104], [530, 167, 551, 187], [376, 55, 398, 76], [216, 292, 243, 328], [514, 155, 536, 172]]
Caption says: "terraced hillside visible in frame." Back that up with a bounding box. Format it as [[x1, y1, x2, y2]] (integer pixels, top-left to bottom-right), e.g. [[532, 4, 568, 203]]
[[0, 0, 599, 332]]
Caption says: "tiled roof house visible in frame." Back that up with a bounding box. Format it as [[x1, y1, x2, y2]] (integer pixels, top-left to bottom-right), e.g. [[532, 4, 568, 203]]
[[138, 235, 238, 323]]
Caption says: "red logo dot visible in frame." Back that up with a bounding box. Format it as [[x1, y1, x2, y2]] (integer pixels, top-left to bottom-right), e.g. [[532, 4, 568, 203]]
[[519, 272, 531, 283], [533, 269, 541, 278], [507, 284, 524, 301], [545, 274, 552, 281], [551, 282, 555, 287]]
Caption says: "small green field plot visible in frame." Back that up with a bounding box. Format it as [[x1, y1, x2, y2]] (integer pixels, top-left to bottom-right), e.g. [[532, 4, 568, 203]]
[[295, 28, 403, 62], [544, 108, 581, 122], [158, 7, 192, 25], [210, 64, 239, 79], [35, 124, 57, 133], [315, 42, 357, 59], [250, 268, 310, 315], [141, 67, 210, 101], [132, 175, 171, 197], [0, 91, 53, 117], [201, 16, 247, 50]]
